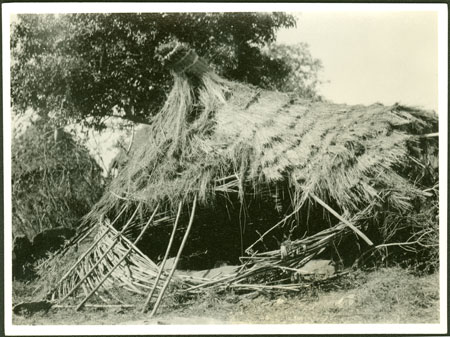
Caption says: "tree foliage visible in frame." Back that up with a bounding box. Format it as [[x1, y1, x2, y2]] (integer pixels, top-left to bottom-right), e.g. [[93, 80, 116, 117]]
[[10, 12, 324, 129], [263, 43, 322, 98], [12, 118, 104, 239]]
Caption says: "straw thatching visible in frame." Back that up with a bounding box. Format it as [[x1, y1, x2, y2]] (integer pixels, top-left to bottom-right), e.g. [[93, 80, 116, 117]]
[[101, 86, 436, 211], [39, 42, 438, 307]]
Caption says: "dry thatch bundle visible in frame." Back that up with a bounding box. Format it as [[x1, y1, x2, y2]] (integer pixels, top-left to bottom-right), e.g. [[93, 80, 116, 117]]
[[12, 118, 104, 240], [101, 87, 436, 211], [40, 42, 438, 305]]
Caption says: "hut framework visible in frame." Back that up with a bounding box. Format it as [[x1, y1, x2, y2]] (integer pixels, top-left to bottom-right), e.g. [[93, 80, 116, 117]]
[[33, 43, 439, 314]]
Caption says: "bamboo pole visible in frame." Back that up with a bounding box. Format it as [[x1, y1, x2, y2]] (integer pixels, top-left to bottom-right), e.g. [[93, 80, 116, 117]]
[[184, 264, 270, 293], [48, 228, 110, 299], [310, 193, 373, 246], [245, 206, 301, 254], [149, 196, 197, 317], [416, 132, 439, 138], [47, 205, 128, 299], [53, 304, 135, 309], [43, 222, 97, 267], [102, 222, 155, 265], [76, 205, 160, 311], [142, 201, 183, 313], [59, 205, 141, 302], [185, 273, 238, 292], [228, 284, 302, 292]]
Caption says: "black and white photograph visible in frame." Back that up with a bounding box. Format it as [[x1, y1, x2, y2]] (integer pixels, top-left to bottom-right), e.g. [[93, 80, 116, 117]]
[[3, 3, 447, 335]]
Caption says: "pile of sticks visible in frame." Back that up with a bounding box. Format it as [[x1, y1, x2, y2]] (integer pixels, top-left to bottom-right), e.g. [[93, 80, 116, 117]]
[[38, 198, 200, 316], [172, 196, 374, 295], [178, 222, 353, 295], [45, 204, 166, 305], [32, 194, 372, 317]]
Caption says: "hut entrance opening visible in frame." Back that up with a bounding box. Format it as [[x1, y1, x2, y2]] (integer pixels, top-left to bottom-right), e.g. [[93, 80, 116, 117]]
[[114, 183, 361, 271]]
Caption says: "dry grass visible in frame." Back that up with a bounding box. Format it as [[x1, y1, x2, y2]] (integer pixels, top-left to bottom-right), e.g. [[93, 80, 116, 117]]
[[12, 267, 439, 325], [89, 68, 437, 218], [229, 267, 440, 324]]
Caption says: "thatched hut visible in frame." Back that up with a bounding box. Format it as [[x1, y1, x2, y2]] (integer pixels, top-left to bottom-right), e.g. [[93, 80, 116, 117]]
[[40, 42, 438, 306]]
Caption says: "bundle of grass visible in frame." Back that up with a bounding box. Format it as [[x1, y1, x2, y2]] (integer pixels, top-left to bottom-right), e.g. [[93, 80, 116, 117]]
[[42, 42, 438, 305], [12, 117, 105, 282], [12, 117, 104, 240]]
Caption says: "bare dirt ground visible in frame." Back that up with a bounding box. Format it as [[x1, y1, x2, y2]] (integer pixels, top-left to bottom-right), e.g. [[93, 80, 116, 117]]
[[12, 267, 439, 325]]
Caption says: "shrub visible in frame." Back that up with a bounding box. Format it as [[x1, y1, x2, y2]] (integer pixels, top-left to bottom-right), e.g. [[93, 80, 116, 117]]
[[12, 117, 104, 239]]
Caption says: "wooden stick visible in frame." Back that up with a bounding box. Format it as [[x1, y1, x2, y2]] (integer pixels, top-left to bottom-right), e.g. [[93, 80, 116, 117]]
[[59, 205, 141, 302], [417, 132, 438, 138], [149, 196, 197, 317], [126, 124, 135, 154], [142, 201, 183, 313], [245, 206, 301, 254], [46, 223, 96, 265], [49, 228, 110, 298], [53, 304, 135, 309], [103, 221, 156, 266], [310, 193, 373, 246], [76, 205, 160, 311], [47, 206, 129, 299], [41, 213, 98, 268], [184, 264, 263, 292], [229, 284, 302, 292], [76, 271, 91, 298]]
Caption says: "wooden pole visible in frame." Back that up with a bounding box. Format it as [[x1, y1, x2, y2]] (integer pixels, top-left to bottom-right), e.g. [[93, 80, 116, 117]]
[[48, 228, 110, 299], [54, 304, 135, 309], [417, 132, 439, 138], [76, 205, 160, 311], [310, 193, 373, 246], [142, 201, 183, 313], [47, 205, 128, 299], [102, 222, 153, 261], [59, 205, 141, 302], [149, 196, 197, 317], [245, 206, 301, 254]]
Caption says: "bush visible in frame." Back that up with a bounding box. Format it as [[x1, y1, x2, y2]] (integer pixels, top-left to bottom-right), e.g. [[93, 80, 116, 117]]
[[12, 117, 104, 239]]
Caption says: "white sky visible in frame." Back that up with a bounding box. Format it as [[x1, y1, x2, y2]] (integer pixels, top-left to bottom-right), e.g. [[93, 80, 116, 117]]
[[277, 11, 438, 111]]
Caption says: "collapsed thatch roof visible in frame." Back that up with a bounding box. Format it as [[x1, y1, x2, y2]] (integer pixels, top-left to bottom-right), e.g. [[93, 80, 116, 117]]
[[92, 69, 437, 221], [38, 44, 438, 308]]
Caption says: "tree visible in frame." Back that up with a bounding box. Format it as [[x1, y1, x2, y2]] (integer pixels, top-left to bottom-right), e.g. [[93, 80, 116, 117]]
[[263, 43, 323, 99], [11, 12, 315, 129], [12, 117, 104, 239]]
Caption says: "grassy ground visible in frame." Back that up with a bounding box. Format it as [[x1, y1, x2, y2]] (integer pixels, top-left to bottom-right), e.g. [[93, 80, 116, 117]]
[[12, 267, 439, 325]]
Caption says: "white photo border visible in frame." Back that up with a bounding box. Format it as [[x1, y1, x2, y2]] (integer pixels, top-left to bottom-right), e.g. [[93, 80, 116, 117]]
[[3, 2, 448, 335]]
